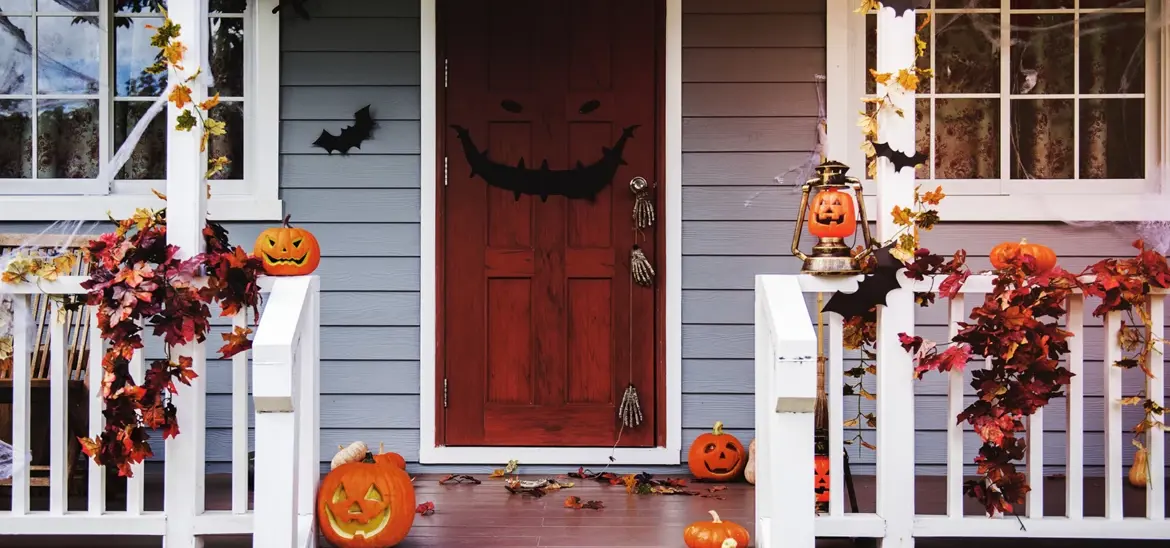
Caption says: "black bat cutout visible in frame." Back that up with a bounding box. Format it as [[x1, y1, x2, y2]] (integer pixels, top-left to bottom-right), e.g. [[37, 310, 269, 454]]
[[272, 0, 310, 20], [879, 0, 928, 17], [501, 100, 524, 113], [579, 100, 601, 114], [872, 141, 929, 173], [449, 124, 638, 202], [312, 105, 376, 155], [821, 244, 903, 322]]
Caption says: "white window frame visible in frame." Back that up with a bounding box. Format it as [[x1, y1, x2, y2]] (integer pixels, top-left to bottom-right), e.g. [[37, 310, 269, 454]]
[[826, 0, 1170, 222], [0, 0, 282, 221]]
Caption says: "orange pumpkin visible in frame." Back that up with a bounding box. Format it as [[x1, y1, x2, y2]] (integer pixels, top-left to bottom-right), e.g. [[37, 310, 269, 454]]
[[374, 451, 407, 470], [254, 214, 321, 276], [814, 454, 830, 507], [687, 421, 746, 481], [989, 238, 1057, 273], [683, 510, 751, 548], [807, 188, 857, 239], [317, 455, 416, 547]]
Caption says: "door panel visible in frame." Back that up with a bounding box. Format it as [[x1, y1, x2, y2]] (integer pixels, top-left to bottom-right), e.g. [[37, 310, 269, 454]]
[[440, 0, 660, 447]]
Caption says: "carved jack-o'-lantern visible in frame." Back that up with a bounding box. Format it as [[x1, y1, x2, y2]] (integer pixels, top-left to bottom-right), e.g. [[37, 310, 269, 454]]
[[807, 188, 857, 239], [814, 454, 830, 509], [254, 214, 322, 276], [688, 421, 746, 482], [317, 456, 416, 547]]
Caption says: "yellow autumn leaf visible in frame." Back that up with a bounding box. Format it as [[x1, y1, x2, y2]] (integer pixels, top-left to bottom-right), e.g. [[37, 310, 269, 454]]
[[1120, 395, 1144, 406], [151, 188, 168, 201], [869, 69, 892, 86], [920, 185, 946, 205], [168, 84, 193, 109], [843, 418, 860, 428], [206, 156, 231, 179], [895, 69, 919, 91], [855, 0, 881, 13], [204, 118, 227, 137], [891, 206, 914, 227], [857, 114, 878, 137], [859, 387, 876, 401], [917, 12, 931, 32], [915, 35, 927, 58], [162, 41, 187, 67], [866, 158, 877, 178], [860, 140, 876, 158], [199, 92, 221, 111]]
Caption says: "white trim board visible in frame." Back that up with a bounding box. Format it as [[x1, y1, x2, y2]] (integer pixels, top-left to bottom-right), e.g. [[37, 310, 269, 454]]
[[417, 0, 684, 466]]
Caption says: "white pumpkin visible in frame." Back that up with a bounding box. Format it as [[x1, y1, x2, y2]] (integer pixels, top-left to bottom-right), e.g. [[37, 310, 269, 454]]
[[330, 440, 369, 470]]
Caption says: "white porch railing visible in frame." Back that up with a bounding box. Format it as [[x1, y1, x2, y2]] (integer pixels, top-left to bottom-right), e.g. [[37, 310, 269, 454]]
[[756, 273, 1168, 548], [0, 275, 320, 547]]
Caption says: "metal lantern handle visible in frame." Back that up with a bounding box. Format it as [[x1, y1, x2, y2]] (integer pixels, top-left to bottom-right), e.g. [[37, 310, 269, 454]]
[[791, 183, 813, 262], [849, 180, 877, 262]]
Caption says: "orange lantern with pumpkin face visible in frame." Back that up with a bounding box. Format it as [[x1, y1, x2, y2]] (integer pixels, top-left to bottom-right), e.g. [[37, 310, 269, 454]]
[[807, 188, 857, 239], [814, 454, 830, 508]]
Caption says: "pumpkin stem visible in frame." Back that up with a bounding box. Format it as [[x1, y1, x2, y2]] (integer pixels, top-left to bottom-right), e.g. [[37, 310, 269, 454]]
[[283, 213, 293, 228], [712, 421, 724, 436], [1019, 238, 1027, 244], [708, 510, 722, 523]]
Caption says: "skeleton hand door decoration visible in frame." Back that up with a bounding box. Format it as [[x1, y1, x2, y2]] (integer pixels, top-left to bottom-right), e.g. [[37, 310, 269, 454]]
[[630, 246, 655, 287], [630, 177, 655, 230]]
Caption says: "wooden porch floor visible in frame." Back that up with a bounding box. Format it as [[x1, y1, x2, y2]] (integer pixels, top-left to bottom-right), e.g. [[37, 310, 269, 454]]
[[2, 473, 1168, 547]]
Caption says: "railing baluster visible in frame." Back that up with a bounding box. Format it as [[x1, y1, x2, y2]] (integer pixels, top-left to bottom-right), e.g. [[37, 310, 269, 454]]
[[946, 295, 965, 518], [296, 277, 322, 544], [126, 318, 146, 515], [48, 300, 68, 514], [1026, 409, 1044, 518], [1103, 310, 1124, 519], [87, 305, 106, 515], [232, 310, 250, 514], [828, 312, 844, 517], [1065, 294, 1084, 520], [1145, 294, 1165, 520], [11, 295, 32, 515]]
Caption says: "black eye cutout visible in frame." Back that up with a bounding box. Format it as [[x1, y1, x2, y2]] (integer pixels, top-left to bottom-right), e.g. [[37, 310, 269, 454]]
[[578, 99, 601, 114], [501, 100, 523, 113]]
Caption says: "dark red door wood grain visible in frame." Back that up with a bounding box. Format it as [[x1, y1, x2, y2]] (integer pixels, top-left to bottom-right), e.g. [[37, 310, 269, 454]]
[[440, 0, 660, 447]]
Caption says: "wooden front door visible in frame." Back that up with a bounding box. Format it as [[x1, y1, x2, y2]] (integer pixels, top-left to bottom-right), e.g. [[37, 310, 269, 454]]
[[439, 0, 661, 447]]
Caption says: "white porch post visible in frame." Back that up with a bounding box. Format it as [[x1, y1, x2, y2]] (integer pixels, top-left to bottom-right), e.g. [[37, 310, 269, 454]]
[[163, 1, 209, 546], [873, 4, 917, 548]]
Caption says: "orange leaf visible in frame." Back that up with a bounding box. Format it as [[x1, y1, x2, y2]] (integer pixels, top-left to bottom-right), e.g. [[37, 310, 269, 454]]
[[168, 84, 193, 109]]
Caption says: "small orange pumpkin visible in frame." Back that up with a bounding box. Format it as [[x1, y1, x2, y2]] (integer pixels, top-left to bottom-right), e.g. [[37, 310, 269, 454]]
[[989, 238, 1057, 272], [254, 214, 322, 276], [683, 510, 751, 548], [807, 188, 857, 239], [687, 421, 746, 482], [317, 454, 416, 547], [375, 451, 407, 470]]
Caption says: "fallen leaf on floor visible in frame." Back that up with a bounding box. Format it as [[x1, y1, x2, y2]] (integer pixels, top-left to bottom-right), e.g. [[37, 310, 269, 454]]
[[505, 477, 574, 497], [564, 496, 605, 510], [505, 459, 519, 474], [416, 501, 435, 516], [438, 474, 482, 485], [700, 485, 727, 499], [489, 469, 505, 478], [623, 472, 697, 496]]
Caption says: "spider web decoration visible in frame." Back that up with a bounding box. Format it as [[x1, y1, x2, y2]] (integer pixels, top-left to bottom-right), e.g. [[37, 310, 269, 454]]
[[742, 74, 827, 208]]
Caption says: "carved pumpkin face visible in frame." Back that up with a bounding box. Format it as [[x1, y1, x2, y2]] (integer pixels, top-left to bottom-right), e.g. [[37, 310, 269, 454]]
[[687, 422, 746, 481], [807, 188, 857, 239], [317, 460, 416, 548], [254, 214, 321, 276], [814, 454, 830, 505]]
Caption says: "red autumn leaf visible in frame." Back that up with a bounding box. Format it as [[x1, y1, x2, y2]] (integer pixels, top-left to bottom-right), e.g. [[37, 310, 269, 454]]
[[416, 501, 436, 516], [218, 326, 254, 359]]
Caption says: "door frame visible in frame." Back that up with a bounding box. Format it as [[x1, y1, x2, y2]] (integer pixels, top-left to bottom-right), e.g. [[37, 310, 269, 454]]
[[418, 0, 682, 465]]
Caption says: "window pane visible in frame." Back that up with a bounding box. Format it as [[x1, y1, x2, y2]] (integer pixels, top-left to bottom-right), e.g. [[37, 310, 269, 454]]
[[209, 17, 244, 97], [1080, 99, 1143, 179], [116, 17, 167, 97], [210, 0, 247, 14], [1081, 0, 1142, 7], [0, 1, 33, 10], [37, 0, 98, 11], [915, 98, 929, 180], [866, 13, 931, 94], [937, 0, 997, 6], [0, 100, 32, 178], [1080, 13, 1145, 94], [1010, 14, 1075, 95], [936, 98, 1000, 179], [114, 101, 166, 179], [0, 16, 33, 95], [115, 0, 165, 13], [1010, 99, 1074, 179], [935, 13, 999, 94], [37, 98, 97, 178], [37, 16, 100, 95], [207, 102, 243, 180]]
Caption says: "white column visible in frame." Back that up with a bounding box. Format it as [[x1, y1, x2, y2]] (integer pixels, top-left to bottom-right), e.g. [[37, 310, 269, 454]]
[[873, 5, 917, 548], [163, 0, 209, 546]]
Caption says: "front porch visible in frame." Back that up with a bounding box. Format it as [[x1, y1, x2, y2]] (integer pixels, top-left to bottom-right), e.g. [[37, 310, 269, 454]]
[[2, 473, 1166, 547]]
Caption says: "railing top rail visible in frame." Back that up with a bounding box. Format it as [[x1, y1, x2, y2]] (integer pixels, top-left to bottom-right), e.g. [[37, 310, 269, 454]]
[[792, 273, 1170, 296], [756, 275, 817, 352]]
